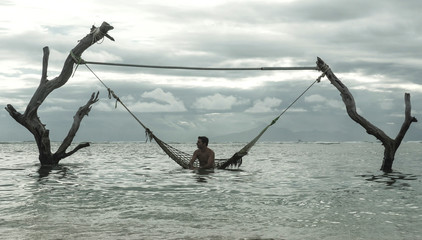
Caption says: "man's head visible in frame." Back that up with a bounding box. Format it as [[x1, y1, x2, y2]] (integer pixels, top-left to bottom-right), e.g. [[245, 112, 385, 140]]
[[198, 136, 209, 146]]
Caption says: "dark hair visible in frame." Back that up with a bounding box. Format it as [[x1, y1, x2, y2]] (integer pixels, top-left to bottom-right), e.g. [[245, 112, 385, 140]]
[[198, 136, 209, 146]]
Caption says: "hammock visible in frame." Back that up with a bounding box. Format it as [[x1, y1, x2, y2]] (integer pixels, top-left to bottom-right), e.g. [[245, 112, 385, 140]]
[[145, 128, 245, 169], [72, 55, 326, 169], [145, 114, 276, 169], [101, 76, 321, 169]]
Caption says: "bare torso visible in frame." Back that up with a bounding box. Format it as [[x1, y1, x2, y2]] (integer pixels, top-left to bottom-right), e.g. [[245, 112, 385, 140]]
[[191, 147, 215, 169], [195, 149, 212, 166]]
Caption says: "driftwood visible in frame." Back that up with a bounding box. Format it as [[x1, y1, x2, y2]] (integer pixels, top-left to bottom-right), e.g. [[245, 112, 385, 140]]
[[5, 22, 114, 165], [316, 57, 418, 172]]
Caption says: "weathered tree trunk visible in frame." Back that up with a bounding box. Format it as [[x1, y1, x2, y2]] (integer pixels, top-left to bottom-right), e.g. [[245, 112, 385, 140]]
[[5, 22, 114, 165], [316, 57, 418, 172]]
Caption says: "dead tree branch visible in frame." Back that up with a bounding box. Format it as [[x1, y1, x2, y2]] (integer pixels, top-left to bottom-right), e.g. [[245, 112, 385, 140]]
[[5, 22, 114, 165], [316, 57, 417, 172]]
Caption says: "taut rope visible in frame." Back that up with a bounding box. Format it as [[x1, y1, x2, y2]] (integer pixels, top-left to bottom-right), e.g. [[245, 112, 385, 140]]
[[69, 50, 324, 131], [82, 61, 318, 71], [79, 61, 325, 141], [70, 51, 324, 125], [69, 51, 317, 71], [83, 63, 151, 137], [69, 52, 327, 168], [70, 51, 326, 136]]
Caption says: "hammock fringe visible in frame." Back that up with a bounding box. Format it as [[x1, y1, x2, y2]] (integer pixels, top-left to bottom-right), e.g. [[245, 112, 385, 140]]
[[145, 129, 153, 142]]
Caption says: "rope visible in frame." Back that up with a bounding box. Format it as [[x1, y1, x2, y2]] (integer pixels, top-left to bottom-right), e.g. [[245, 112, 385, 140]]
[[270, 75, 322, 126], [264, 61, 330, 126], [71, 56, 324, 131], [83, 64, 151, 134], [69, 49, 323, 126], [70, 50, 84, 77], [68, 53, 325, 168], [231, 74, 323, 157], [69, 50, 325, 149], [82, 62, 321, 131], [83, 61, 318, 71], [68, 51, 317, 71]]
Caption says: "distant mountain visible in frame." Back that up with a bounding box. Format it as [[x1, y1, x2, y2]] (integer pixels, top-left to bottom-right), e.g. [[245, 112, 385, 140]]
[[213, 125, 422, 143], [404, 126, 422, 141]]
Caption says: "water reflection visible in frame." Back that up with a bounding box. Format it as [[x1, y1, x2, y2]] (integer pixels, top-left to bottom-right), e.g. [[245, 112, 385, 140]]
[[37, 165, 70, 179], [193, 168, 214, 183], [361, 172, 418, 186]]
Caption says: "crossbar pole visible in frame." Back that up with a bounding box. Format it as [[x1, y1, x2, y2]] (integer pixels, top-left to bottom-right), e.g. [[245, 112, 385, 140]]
[[84, 60, 318, 71]]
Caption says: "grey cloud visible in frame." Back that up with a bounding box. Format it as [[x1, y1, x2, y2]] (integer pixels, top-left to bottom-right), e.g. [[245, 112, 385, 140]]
[[191, 93, 247, 111], [1, 0, 421, 143], [245, 97, 282, 113]]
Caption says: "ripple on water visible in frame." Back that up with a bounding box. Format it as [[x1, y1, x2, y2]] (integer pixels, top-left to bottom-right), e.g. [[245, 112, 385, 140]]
[[0, 142, 421, 239]]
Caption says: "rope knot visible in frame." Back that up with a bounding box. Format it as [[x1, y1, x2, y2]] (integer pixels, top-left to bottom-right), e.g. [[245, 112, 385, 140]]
[[145, 128, 153, 142], [316, 63, 330, 82], [107, 88, 119, 99], [270, 117, 279, 126], [70, 50, 86, 77], [70, 50, 85, 65], [107, 88, 112, 99], [107, 88, 120, 108]]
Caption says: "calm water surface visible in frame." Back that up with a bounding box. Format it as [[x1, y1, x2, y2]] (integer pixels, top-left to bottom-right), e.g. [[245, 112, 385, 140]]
[[0, 142, 421, 240]]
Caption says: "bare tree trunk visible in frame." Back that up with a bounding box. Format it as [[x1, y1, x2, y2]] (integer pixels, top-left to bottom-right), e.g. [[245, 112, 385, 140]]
[[316, 57, 418, 172], [5, 22, 114, 165]]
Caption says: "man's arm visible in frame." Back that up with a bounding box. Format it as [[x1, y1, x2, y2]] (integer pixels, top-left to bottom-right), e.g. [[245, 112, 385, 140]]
[[189, 150, 198, 169]]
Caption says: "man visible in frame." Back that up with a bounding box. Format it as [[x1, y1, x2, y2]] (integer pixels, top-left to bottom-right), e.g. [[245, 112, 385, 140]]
[[189, 136, 215, 169]]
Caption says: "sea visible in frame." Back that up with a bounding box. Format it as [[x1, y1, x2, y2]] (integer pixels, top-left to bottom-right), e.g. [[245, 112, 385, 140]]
[[0, 141, 421, 240]]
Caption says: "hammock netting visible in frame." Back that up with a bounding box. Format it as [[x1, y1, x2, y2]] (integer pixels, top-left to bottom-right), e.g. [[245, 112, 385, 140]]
[[146, 119, 274, 169], [147, 129, 245, 169]]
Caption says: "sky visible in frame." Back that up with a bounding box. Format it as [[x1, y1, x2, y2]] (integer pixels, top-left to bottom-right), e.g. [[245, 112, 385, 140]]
[[1, 0, 421, 143]]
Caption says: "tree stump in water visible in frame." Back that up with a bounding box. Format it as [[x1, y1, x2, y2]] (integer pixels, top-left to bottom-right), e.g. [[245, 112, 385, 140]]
[[5, 22, 114, 165], [316, 57, 417, 172]]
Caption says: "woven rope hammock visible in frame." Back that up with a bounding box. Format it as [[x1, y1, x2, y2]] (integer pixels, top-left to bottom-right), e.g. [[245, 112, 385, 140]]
[[71, 53, 326, 169], [146, 115, 277, 169]]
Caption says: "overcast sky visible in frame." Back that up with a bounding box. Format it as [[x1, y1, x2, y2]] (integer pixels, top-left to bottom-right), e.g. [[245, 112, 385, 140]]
[[1, 0, 421, 143]]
